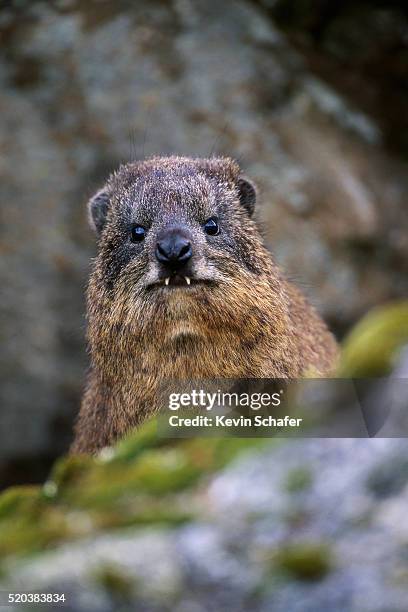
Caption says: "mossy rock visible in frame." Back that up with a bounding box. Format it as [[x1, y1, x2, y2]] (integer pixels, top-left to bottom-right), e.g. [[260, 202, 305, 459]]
[[182, 437, 267, 472], [340, 301, 408, 377], [0, 486, 41, 520], [96, 504, 193, 529], [126, 448, 203, 495], [49, 454, 95, 490], [60, 439, 266, 509], [0, 424, 266, 563], [0, 486, 69, 557], [112, 418, 168, 463], [57, 447, 203, 510], [274, 542, 332, 581]]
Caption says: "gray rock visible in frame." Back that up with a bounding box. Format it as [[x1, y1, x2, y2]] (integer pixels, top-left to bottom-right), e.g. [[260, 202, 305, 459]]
[[3, 438, 408, 611]]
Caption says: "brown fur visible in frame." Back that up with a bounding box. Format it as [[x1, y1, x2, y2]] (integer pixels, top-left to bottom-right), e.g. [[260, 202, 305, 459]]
[[71, 156, 338, 454]]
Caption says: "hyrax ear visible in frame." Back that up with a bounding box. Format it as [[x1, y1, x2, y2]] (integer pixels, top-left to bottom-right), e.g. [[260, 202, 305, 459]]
[[88, 189, 111, 234], [237, 177, 256, 216]]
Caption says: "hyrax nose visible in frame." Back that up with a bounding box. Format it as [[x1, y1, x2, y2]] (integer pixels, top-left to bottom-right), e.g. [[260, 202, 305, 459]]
[[155, 230, 192, 270]]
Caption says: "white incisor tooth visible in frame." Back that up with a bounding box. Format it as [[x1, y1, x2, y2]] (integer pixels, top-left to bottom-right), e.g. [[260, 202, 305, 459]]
[[185, 277, 191, 285], [165, 277, 170, 286]]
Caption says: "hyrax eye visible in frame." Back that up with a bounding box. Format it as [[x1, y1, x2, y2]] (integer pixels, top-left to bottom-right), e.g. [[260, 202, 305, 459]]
[[204, 217, 219, 236], [130, 225, 146, 242]]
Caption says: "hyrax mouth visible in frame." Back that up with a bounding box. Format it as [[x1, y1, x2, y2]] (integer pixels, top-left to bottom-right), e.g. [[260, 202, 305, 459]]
[[148, 275, 216, 290], [164, 275, 191, 287]]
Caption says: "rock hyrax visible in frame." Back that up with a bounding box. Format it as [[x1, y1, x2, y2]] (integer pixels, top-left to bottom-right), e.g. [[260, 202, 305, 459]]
[[72, 156, 338, 454]]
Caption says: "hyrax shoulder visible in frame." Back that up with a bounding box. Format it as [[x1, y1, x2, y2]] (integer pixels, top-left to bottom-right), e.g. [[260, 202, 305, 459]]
[[71, 156, 338, 454]]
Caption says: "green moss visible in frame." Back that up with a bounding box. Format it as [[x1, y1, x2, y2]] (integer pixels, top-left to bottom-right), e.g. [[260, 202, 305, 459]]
[[284, 467, 313, 493], [84, 492, 195, 530], [60, 448, 203, 510], [182, 437, 267, 473], [60, 439, 267, 510], [0, 498, 69, 557], [340, 301, 408, 377], [91, 563, 135, 600], [49, 454, 94, 490], [274, 542, 332, 581], [128, 448, 202, 494], [116, 507, 193, 528], [113, 418, 164, 462], [0, 487, 68, 557], [0, 486, 42, 519]]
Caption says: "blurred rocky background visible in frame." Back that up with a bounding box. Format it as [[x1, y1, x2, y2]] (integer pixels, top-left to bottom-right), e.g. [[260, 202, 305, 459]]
[[0, 0, 408, 484], [1, 0, 408, 484], [0, 0, 408, 485], [1, 2, 408, 607]]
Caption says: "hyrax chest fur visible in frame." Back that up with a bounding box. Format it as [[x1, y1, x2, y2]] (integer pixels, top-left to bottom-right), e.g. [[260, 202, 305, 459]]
[[71, 156, 338, 454]]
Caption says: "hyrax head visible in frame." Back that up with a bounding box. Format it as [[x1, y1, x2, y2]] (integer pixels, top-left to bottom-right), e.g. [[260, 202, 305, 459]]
[[88, 157, 266, 315]]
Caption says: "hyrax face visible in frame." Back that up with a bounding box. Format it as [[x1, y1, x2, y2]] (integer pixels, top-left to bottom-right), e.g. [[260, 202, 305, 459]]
[[88, 157, 266, 339]]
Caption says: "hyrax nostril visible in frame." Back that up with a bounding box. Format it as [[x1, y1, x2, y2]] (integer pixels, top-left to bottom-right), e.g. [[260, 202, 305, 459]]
[[178, 243, 191, 260]]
